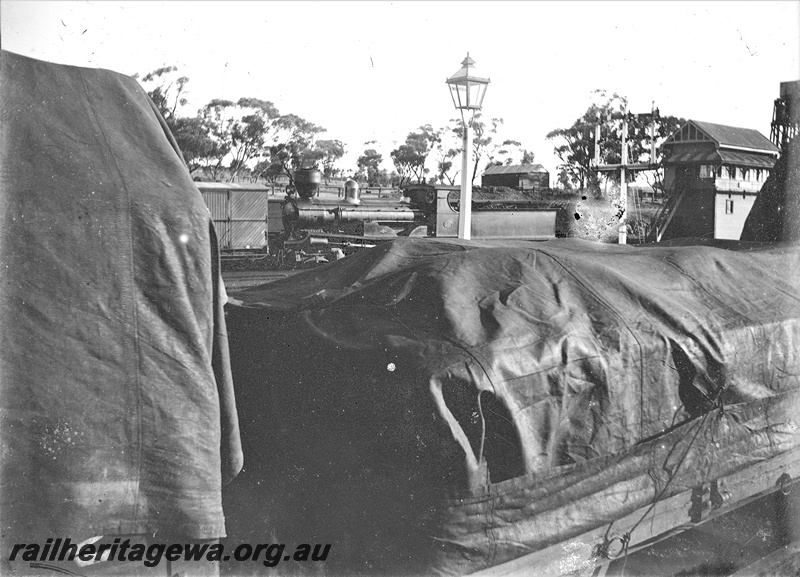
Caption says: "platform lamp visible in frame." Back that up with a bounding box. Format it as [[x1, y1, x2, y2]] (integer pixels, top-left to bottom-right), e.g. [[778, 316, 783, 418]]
[[446, 53, 490, 240]]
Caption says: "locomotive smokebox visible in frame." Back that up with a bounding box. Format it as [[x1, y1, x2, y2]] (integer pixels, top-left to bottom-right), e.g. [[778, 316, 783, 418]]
[[344, 179, 361, 205], [294, 168, 321, 199]]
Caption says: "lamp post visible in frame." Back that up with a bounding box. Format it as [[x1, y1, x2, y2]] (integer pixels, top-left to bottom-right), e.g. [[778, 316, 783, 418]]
[[446, 54, 490, 240]]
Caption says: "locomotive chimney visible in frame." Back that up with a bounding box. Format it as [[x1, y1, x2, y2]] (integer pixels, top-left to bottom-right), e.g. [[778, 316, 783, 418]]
[[294, 168, 322, 200]]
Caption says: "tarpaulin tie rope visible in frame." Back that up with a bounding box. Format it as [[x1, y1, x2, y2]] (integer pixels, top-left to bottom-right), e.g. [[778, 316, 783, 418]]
[[609, 383, 726, 575]]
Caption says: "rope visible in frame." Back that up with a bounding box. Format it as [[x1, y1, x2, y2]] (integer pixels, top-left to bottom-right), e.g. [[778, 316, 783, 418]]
[[477, 390, 487, 465], [612, 382, 726, 576]]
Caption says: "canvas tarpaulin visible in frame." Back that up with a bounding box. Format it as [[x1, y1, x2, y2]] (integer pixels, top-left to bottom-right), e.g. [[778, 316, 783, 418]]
[[0, 50, 242, 559], [225, 237, 800, 575]]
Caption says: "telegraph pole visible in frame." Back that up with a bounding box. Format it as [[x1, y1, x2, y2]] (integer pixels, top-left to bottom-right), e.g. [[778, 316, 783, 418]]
[[591, 104, 660, 245], [620, 110, 628, 244]]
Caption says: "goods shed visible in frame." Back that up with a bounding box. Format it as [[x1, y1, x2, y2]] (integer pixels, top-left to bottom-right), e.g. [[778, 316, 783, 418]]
[[481, 163, 550, 191]]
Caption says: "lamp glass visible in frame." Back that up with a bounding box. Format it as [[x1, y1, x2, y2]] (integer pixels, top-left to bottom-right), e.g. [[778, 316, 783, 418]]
[[448, 83, 465, 109], [446, 55, 490, 111], [469, 82, 488, 109], [446, 79, 489, 110]]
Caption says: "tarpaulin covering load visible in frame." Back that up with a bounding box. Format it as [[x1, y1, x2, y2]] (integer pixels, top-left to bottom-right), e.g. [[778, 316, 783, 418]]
[[0, 50, 242, 557], [225, 237, 800, 575]]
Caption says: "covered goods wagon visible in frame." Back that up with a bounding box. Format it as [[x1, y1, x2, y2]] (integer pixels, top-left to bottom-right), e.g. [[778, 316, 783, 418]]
[[224, 236, 800, 576], [197, 182, 273, 250]]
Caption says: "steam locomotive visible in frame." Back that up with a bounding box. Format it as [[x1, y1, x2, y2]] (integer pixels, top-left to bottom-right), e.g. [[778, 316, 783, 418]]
[[196, 170, 557, 267], [273, 168, 557, 266]]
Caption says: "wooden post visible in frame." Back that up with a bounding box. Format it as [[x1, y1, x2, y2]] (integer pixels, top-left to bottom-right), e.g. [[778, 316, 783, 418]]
[[594, 124, 601, 167], [619, 113, 628, 245], [650, 101, 657, 161]]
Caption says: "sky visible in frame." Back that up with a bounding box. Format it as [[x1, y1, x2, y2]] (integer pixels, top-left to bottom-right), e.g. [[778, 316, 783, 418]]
[[2, 0, 799, 182]]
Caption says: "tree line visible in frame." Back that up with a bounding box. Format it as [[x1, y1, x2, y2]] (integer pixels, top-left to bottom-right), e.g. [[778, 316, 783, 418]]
[[138, 66, 536, 187], [141, 68, 683, 194], [357, 118, 536, 188], [138, 66, 339, 186]]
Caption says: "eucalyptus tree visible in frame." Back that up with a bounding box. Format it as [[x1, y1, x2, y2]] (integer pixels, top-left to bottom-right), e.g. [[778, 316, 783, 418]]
[[170, 116, 228, 175], [136, 65, 189, 123], [389, 125, 442, 185], [406, 125, 440, 182], [226, 98, 281, 182], [521, 150, 536, 165], [547, 90, 683, 193], [267, 114, 327, 186], [453, 113, 505, 185], [356, 148, 384, 186], [390, 144, 423, 186], [314, 139, 346, 184], [137, 65, 218, 175], [199, 99, 235, 180], [197, 97, 281, 182], [431, 120, 462, 185]]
